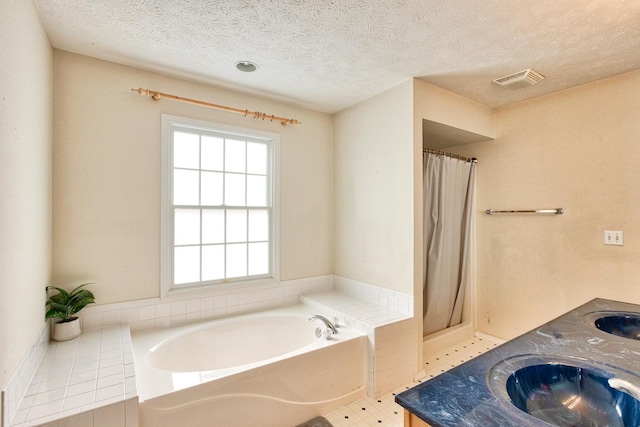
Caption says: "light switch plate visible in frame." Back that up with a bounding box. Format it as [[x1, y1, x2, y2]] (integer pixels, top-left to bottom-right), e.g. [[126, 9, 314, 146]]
[[604, 230, 623, 246]]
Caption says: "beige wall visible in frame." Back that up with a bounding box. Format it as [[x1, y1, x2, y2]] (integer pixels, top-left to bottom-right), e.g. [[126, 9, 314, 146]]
[[449, 69, 640, 340], [8, 7, 640, 391], [333, 81, 414, 295], [0, 1, 52, 389], [414, 79, 495, 140], [52, 51, 334, 304]]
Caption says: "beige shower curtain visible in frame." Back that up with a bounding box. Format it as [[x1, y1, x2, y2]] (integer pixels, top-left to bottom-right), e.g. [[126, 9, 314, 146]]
[[423, 152, 476, 336]]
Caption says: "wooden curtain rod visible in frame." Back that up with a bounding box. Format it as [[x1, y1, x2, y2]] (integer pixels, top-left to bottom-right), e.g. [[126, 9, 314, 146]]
[[131, 87, 301, 126]]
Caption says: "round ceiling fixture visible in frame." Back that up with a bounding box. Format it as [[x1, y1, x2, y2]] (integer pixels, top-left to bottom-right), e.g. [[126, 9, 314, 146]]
[[235, 61, 258, 72]]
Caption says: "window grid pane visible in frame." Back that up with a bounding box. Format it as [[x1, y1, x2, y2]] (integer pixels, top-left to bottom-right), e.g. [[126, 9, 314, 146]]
[[175, 246, 200, 284], [202, 209, 225, 244], [248, 210, 269, 242], [247, 142, 267, 175], [248, 242, 269, 276], [174, 209, 201, 246], [224, 173, 246, 206], [226, 243, 247, 278], [173, 169, 199, 205], [226, 209, 247, 243], [201, 136, 224, 171], [201, 171, 223, 206], [171, 126, 272, 287], [202, 244, 225, 281], [173, 132, 200, 169]]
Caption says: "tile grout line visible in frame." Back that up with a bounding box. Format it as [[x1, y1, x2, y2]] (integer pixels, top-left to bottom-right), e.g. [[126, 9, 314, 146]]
[[324, 336, 497, 426]]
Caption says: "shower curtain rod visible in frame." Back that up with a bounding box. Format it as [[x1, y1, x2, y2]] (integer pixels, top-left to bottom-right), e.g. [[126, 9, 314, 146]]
[[423, 148, 477, 163], [131, 87, 302, 126]]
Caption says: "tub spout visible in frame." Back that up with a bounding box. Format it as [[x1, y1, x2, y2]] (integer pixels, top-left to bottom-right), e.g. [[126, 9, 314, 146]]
[[609, 378, 640, 400], [309, 315, 338, 335]]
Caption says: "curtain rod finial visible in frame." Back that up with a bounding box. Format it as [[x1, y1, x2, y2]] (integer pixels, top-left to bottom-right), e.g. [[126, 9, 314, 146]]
[[132, 87, 149, 96]]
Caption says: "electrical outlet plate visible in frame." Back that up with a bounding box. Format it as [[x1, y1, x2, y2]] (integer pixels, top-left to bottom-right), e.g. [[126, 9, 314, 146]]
[[604, 230, 624, 246]]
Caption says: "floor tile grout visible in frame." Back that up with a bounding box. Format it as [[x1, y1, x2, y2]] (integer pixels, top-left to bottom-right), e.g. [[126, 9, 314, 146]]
[[324, 336, 497, 427]]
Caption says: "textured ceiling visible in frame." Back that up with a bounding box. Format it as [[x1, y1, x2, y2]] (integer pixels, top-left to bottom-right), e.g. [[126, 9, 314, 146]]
[[34, 0, 640, 113]]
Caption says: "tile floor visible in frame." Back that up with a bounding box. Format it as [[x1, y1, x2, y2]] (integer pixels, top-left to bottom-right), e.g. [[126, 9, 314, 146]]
[[324, 336, 501, 427]]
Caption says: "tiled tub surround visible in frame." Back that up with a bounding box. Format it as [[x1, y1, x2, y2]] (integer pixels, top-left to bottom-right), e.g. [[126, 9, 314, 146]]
[[3, 275, 413, 426], [2, 324, 49, 427], [301, 288, 415, 398], [396, 298, 640, 426], [331, 276, 413, 318], [9, 326, 137, 427], [75, 275, 336, 333], [72, 274, 415, 398], [71, 275, 411, 335], [132, 304, 367, 427]]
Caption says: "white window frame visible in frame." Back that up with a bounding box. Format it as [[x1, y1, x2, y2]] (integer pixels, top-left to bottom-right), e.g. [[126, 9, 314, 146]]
[[160, 114, 280, 298]]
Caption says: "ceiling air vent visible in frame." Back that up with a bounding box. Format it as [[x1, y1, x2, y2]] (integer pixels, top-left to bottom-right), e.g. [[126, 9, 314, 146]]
[[493, 69, 545, 89]]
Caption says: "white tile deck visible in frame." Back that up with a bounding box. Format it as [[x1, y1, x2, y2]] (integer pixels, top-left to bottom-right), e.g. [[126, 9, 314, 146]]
[[10, 326, 136, 427], [301, 291, 411, 328]]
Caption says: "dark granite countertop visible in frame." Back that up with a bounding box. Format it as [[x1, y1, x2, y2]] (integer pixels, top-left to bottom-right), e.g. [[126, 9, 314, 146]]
[[395, 298, 640, 426]]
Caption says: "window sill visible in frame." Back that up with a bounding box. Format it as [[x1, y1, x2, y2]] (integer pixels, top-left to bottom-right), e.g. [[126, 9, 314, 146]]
[[161, 277, 281, 301]]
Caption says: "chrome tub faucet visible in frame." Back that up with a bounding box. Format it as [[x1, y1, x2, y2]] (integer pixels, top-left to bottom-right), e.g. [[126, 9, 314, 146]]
[[309, 314, 338, 339]]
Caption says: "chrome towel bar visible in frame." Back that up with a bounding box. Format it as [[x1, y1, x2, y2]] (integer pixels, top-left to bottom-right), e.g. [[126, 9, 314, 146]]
[[485, 208, 564, 215]]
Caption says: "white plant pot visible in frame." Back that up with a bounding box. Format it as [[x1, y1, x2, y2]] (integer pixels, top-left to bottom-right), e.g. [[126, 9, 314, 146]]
[[53, 317, 81, 342]]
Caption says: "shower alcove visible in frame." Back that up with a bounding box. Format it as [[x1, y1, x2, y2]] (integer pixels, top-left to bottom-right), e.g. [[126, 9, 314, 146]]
[[420, 117, 493, 359]]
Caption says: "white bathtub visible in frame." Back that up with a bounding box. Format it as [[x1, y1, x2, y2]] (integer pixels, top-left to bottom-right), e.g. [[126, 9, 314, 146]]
[[132, 304, 367, 427]]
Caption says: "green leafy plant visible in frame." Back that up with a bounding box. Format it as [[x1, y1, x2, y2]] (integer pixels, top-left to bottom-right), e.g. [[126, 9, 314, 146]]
[[45, 283, 96, 322]]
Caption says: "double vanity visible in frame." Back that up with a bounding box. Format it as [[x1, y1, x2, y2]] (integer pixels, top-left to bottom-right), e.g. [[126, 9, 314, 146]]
[[396, 298, 640, 426]]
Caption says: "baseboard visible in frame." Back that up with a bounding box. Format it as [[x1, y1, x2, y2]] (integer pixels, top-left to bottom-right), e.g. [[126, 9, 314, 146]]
[[474, 331, 506, 345]]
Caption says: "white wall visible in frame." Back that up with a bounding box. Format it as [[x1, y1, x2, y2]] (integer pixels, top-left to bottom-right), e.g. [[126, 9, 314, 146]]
[[0, 1, 52, 390], [449, 69, 640, 340], [333, 81, 415, 295], [52, 51, 334, 304]]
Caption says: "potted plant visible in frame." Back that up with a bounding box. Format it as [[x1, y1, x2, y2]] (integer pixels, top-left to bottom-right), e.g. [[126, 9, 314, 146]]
[[45, 283, 95, 341]]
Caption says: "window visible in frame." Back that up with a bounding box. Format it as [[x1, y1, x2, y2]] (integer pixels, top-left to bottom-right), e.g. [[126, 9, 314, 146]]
[[161, 115, 278, 296]]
